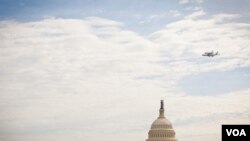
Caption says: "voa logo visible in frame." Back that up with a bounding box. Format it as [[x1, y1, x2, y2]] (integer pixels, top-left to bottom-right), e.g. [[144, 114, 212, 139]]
[[226, 129, 246, 136]]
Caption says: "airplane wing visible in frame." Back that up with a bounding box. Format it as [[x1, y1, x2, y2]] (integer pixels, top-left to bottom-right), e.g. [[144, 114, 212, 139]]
[[202, 52, 208, 56]]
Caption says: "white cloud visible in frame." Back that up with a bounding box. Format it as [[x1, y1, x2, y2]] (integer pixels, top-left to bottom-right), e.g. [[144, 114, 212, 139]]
[[173, 89, 250, 141], [196, 0, 204, 4], [150, 10, 250, 75], [0, 17, 164, 141], [212, 13, 241, 22], [139, 10, 181, 24], [179, 0, 189, 4], [185, 10, 206, 19], [169, 10, 181, 17], [139, 14, 167, 24], [179, 0, 204, 4], [0, 10, 249, 141]]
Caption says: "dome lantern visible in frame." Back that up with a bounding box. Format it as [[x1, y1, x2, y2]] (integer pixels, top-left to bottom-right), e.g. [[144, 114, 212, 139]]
[[159, 100, 165, 118]]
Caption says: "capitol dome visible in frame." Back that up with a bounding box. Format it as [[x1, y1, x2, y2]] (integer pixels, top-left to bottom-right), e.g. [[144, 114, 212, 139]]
[[146, 100, 177, 141]]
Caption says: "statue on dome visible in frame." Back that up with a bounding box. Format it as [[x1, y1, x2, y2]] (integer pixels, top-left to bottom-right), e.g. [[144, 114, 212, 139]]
[[160, 100, 164, 109]]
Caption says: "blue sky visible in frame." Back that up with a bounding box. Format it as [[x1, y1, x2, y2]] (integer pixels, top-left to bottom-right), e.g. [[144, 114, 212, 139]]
[[1, 0, 249, 33], [180, 67, 250, 95], [0, 0, 185, 33], [0, 0, 249, 141]]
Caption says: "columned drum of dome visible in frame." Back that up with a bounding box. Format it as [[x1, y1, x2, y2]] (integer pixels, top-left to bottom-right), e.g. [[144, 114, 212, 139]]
[[146, 100, 177, 141]]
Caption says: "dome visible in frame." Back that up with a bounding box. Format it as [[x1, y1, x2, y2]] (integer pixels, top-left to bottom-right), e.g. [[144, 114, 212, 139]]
[[146, 100, 177, 141], [151, 118, 173, 129]]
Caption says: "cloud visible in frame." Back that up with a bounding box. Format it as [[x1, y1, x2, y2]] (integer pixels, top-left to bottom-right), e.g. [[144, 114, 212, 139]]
[[169, 10, 181, 17], [0, 10, 249, 141], [0, 17, 163, 141], [139, 14, 171, 24], [185, 10, 206, 19], [186, 6, 203, 11], [179, 0, 189, 4], [172, 89, 250, 141], [150, 10, 250, 75], [139, 10, 181, 24], [179, 0, 204, 4]]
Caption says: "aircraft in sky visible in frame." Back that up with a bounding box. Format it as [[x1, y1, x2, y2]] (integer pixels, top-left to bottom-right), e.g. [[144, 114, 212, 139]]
[[202, 51, 219, 57]]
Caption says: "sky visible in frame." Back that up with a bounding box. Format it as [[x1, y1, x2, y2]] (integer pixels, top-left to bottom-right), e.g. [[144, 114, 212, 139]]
[[0, 0, 249, 141]]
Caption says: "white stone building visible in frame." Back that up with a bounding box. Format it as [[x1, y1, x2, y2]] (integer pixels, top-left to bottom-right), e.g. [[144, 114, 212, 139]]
[[146, 100, 178, 141]]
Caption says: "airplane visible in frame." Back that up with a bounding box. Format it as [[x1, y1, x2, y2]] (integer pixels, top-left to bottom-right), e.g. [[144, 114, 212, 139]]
[[202, 51, 219, 57]]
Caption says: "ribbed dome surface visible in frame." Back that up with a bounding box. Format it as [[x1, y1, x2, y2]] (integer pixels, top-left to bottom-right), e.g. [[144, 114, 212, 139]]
[[151, 118, 173, 129]]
